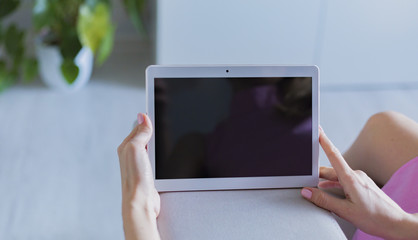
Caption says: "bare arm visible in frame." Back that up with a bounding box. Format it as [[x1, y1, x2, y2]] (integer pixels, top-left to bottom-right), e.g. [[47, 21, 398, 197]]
[[118, 113, 161, 240]]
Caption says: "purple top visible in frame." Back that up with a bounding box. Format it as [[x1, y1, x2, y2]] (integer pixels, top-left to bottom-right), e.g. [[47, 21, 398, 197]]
[[205, 85, 312, 177], [352, 156, 418, 240]]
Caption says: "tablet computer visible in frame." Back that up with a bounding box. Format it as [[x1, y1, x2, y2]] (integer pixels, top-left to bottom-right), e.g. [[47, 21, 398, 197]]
[[146, 65, 319, 192]]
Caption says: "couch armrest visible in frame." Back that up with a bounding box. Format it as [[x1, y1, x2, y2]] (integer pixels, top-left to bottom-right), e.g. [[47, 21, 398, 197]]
[[157, 189, 346, 240]]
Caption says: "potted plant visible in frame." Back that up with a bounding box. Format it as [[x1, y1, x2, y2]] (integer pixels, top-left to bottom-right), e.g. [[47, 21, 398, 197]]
[[0, 0, 38, 92], [33, 0, 114, 91]]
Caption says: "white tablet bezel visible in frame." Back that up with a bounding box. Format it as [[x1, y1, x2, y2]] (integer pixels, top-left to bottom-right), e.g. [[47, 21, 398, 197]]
[[146, 65, 319, 192]]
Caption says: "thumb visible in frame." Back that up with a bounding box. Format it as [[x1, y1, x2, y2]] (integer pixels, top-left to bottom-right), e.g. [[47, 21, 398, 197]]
[[301, 188, 346, 216], [130, 113, 155, 187], [130, 113, 153, 147]]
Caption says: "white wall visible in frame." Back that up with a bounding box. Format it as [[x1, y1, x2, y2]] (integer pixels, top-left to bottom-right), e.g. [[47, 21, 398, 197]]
[[156, 0, 418, 86]]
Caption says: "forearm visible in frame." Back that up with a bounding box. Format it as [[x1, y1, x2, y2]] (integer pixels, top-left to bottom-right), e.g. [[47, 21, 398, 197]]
[[122, 207, 161, 240], [389, 213, 418, 240], [400, 213, 418, 240]]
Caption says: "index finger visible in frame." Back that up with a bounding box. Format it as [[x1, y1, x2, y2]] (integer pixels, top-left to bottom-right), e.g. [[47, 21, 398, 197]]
[[319, 127, 353, 181]]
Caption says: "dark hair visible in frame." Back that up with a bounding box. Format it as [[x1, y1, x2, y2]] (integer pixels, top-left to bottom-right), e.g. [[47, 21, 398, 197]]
[[275, 77, 312, 118]]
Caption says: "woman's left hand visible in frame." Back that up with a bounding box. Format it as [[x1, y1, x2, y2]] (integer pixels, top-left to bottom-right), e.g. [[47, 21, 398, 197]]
[[301, 127, 418, 240], [118, 113, 161, 240]]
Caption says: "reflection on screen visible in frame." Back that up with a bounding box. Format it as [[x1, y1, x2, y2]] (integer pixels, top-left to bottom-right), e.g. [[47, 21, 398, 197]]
[[154, 77, 312, 179]]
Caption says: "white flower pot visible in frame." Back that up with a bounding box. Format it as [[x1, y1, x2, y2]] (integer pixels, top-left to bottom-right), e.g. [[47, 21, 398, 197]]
[[36, 42, 93, 92]]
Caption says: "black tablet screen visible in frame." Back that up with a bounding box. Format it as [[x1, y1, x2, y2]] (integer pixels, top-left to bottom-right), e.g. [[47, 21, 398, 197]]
[[154, 77, 312, 179]]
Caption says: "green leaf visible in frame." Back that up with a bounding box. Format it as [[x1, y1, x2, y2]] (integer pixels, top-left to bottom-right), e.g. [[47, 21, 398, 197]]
[[0, 0, 20, 19], [60, 59, 79, 84], [0, 69, 8, 92], [0, 23, 3, 43], [0, 60, 8, 85], [22, 58, 39, 82], [33, 0, 50, 30], [4, 24, 24, 57], [59, 30, 82, 60], [33, 0, 84, 33], [77, 2, 113, 53], [0, 60, 17, 92], [96, 25, 114, 65], [123, 0, 146, 33], [4, 24, 24, 75]]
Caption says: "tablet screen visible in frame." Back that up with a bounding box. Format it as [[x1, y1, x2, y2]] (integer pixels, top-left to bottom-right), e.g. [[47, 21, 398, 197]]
[[154, 77, 312, 179]]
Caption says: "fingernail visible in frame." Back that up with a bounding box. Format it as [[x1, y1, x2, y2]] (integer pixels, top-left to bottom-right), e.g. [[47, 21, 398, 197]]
[[137, 113, 144, 125], [319, 125, 323, 131], [301, 188, 312, 199]]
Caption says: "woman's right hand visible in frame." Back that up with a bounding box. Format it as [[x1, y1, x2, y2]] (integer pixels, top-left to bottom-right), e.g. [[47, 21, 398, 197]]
[[301, 127, 418, 240]]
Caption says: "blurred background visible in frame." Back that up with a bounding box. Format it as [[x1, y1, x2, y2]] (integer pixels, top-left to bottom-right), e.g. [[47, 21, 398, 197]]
[[1, 0, 418, 239]]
